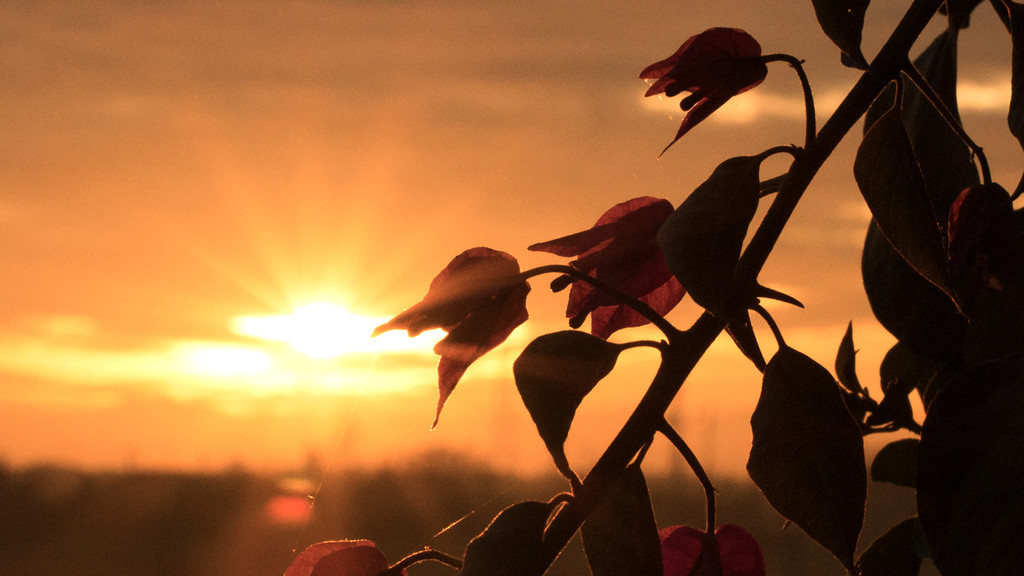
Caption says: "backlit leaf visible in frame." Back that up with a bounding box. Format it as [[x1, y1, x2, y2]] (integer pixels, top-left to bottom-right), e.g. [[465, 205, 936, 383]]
[[658, 156, 761, 314], [870, 438, 919, 488], [855, 99, 956, 305], [285, 540, 402, 576], [810, 0, 870, 69], [461, 500, 556, 576], [917, 354, 1024, 576], [879, 342, 942, 410], [747, 346, 866, 571], [835, 321, 863, 393], [902, 31, 979, 233], [581, 462, 663, 576], [513, 331, 622, 480], [856, 518, 926, 576]]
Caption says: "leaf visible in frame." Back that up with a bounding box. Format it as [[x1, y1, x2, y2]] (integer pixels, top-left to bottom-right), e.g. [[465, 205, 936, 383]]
[[810, 0, 871, 69], [855, 98, 957, 305], [660, 524, 765, 576], [747, 346, 866, 571], [835, 321, 863, 393], [658, 156, 761, 314], [374, 247, 530, 427], [870, 438, 920, 488], [581, 462, 663, 576], [862, 221, 967, 362], [917, 354, 1024, 576], [285, 540, 401, 576], [902, 31, 979, 234], [856, 518, 926, 576], [461, 500, 556, 576], [513, 331, 622, 480], [879, 341, 942, 410]]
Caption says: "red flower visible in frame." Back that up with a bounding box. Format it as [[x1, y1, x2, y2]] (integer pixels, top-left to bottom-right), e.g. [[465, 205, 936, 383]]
[[660, 524, 765, 576], [641, 27, 768, 153], [529, 196, 684, 339], [373, 247, 530, 426]]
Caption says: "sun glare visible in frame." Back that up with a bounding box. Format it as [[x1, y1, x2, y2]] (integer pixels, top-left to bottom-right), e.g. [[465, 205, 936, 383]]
[[232, 301, 440, 359]]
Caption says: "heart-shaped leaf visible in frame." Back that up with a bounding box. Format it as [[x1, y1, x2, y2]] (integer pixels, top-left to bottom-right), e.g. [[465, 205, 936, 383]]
[[747, 346, 866, 571], [917, 354, 1024, 576], [810, 0, 870, 68], [855, 98, 956, 306], [513, 331, 622, 480], [658, 156, 761, 314], [461, 500, 557, 576], [581, 462, 663, 576]]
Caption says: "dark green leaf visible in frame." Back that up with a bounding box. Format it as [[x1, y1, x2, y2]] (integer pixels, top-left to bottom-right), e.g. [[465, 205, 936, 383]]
[[724, 310, 766, 371], [917, 354, 1024, 576], [581, 463, 663, 576], [461, 500, 556, 576], [513, 331, 622, 480], [810, 0, 870, 68], [835, 321, 862, 393], [856, 517, 926, 576], [747, 346, 866, 571], [658, 156, 761, 315], [855, 99, 956, 305], [870, 438, 920, 488]]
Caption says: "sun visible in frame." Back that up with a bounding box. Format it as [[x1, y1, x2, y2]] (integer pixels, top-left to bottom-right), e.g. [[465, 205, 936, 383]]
[[232, 301, 439, 359]]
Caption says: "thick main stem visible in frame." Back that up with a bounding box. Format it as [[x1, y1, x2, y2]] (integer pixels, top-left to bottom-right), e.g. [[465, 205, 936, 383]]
[[538, 0, 946, 567]]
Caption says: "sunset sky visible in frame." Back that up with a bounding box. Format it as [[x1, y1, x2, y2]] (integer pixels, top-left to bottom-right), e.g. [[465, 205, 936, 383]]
[[1, 0, 1020, 478]]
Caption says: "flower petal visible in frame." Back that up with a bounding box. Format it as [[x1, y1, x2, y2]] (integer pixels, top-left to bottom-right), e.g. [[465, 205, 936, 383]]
[[432, 280, 530, 427], [373, 247, 523, 337]]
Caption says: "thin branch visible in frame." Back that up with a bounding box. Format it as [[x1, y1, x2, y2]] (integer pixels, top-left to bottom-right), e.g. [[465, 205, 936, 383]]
[[763, 54, 816, 149], [750, 303, 786, 350], [519, 264, 683, 343], [657, 417, 716, 532], [901, 59, 992, 185]]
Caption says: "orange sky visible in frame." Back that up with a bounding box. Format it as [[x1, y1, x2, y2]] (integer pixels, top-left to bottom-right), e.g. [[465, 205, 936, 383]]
[[1, 0, 1019, 477]]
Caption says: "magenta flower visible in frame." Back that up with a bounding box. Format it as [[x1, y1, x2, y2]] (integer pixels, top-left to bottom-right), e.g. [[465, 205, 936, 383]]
[[641, 27, 768, 153], [529, 196, 684, 339], [373, 247, 530, 426]]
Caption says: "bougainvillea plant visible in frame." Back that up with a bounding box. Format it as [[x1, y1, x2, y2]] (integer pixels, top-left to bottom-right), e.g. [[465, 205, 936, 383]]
[[289, 1, 1024, 574]]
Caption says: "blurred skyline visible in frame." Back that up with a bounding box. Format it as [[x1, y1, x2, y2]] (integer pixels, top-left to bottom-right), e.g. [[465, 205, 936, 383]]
[[1, 0, 1019, 477]]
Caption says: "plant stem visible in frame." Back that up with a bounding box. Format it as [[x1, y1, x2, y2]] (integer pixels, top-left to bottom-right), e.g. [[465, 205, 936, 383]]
[[763, 54, 816, 149], [537, 0, 946, 569], [657, 417, 716, 533]]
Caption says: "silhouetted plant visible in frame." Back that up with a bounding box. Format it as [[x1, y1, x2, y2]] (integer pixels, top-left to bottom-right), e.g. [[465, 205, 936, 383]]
[[287, 1, 1024, 574]]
